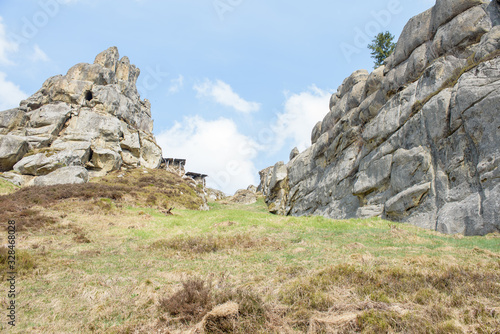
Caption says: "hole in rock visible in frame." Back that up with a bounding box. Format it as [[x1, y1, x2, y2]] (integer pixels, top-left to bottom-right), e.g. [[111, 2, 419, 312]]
[[85, 91, 93, 101]]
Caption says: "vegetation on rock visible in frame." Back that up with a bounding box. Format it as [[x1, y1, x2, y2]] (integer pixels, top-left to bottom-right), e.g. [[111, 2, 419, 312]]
[[367, 31, 396, 68]]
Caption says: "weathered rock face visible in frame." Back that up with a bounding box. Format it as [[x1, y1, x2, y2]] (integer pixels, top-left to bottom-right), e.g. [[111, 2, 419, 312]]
[[0, 47, 162, 185], [260, 0, 500, 235], [227, 189, 258, 205]]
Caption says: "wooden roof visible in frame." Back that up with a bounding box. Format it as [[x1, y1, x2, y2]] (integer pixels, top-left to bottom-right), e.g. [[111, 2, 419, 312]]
[[185, 172, 208, 179]]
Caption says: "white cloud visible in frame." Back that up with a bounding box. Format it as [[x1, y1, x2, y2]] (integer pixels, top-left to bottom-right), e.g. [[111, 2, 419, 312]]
[[271, 85, 331, 152], [194, 79, 261, 113], [168, 75, 184, 94], [0, 72, 28, 111], [0, 17, 19, 65], [156, 116, 259, 194], [31, 44, 50, 62]]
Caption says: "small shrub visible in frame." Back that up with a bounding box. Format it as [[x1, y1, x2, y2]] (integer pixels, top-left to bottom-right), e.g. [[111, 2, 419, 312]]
[[73, 233, 91, 244], [151, 234, 279, 254], [146, 194, 157, 206], [0, 246, 36, 276], [158, 278, 212, 323]]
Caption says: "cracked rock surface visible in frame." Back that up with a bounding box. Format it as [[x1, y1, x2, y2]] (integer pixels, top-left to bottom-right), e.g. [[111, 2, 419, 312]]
[[0, 47, 162, 185], [260, 0, 500, 235]]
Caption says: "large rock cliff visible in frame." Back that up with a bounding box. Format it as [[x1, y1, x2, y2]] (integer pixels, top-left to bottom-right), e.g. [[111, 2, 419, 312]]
[[0, 47, 162, 185], [260, 0, 500, 236]]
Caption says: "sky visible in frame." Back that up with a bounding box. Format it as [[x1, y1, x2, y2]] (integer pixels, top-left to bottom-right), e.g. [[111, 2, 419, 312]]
[[0, 0, 435, 194]]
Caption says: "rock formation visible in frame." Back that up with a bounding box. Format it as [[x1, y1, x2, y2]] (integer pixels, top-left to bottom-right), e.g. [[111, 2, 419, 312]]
[[260, 0, 500, 236], [0, 47, 162, 185]]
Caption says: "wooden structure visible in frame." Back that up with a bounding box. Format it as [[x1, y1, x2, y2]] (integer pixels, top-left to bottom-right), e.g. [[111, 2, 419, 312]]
[[161, 158, 186, 176], [185, 172, 208, 188]]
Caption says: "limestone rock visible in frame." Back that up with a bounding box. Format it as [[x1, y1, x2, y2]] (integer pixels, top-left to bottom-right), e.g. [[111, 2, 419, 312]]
[[139, 133, 162, 169], [430, 0, 486, 33], [33, 166, 89, 186], [365, 65, 385, 97]]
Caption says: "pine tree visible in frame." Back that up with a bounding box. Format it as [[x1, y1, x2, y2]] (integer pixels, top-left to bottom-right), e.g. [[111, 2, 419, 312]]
[[368, 31, 396, 69]]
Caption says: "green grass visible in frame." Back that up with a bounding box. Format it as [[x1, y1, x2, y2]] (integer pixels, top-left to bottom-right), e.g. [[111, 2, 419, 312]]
[[0, 177, 19, 195], [0, 189, 499, 333]]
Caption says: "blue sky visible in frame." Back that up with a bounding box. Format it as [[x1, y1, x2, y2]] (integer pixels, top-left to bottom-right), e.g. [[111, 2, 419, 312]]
[[0, 0, 434, 194]]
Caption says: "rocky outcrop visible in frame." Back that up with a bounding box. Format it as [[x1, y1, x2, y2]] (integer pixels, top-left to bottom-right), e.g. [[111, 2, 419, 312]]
[[206, 188, 227, 201], [32, 166, 89, 186], [0, 47, 162, 185], [260, 0, 500, 236], [227, 189, 258, 205]]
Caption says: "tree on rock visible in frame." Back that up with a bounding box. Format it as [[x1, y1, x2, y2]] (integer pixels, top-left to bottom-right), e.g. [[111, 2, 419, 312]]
[[368, 31, 396, 68]]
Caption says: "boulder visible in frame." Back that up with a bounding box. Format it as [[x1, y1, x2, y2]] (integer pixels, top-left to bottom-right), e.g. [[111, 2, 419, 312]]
[[14, 152, 65, 176], [139, 134, 162, 169], [89, 148, 122, 172], [0, 172, 31, 187], [389, 8, 433, 69], [0, 109, 26, 135], [365, 65, 385, 97], [289, 147, 300, 161], [206, 188, 226, 201], [474, 25, 500, 61], [33, 166, 89, 186], [353, 155, 393, 195], [385, 183, 432, 218], [0, 135, 29, 171], [431, 0, 486, 33], [228, 189, 257, 205], [432, 5, 491, 57]]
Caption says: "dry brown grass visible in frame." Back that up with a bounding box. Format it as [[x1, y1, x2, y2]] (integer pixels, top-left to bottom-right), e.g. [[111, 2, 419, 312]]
[[0, 168, 205, 231], [150, 233, 281, 254], [0, 181, 498, 333]]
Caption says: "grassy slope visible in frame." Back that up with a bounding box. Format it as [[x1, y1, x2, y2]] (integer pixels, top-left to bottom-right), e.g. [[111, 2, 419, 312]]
[[0, 181, 499, 333]]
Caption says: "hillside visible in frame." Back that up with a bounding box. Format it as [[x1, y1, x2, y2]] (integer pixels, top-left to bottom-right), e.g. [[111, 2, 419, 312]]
[[0, 175, 499, 333]]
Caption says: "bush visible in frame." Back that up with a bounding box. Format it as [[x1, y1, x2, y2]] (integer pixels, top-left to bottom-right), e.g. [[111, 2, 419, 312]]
[[158, 278, 213, 323]]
